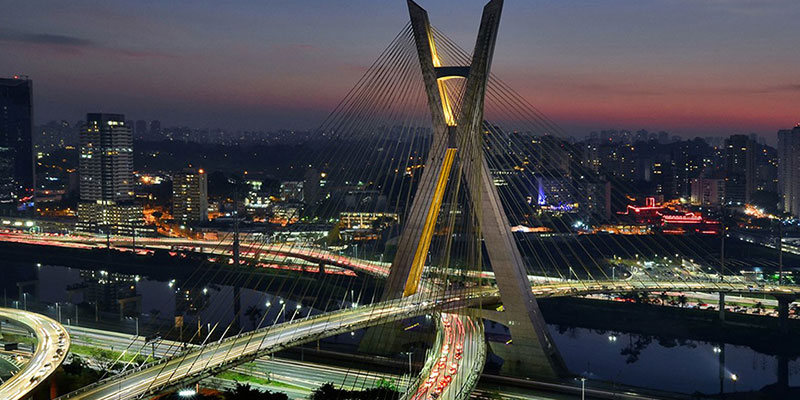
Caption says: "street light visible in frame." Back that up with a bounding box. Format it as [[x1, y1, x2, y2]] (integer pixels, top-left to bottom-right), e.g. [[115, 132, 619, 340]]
[[402, 351, 413, 389], [177, 388, 196, 397], [580, 377, 586, 400]]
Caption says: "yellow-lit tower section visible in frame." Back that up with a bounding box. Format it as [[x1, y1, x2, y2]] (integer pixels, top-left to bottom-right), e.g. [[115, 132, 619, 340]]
[[403, 27, 460, 296]]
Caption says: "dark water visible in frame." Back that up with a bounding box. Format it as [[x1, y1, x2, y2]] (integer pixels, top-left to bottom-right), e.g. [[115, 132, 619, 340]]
[[549, 325, 799, 395], [3, 263, 797, 396]]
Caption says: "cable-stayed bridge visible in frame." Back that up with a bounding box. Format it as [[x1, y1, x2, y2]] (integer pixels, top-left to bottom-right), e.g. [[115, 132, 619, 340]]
[[2, 0, 790, 399]]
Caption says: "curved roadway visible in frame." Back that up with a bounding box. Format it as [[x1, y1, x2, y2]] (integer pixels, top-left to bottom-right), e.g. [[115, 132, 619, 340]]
[[56, 291, 493, 400], [5, 234, 800, 399], [0, 308, 70, 400]]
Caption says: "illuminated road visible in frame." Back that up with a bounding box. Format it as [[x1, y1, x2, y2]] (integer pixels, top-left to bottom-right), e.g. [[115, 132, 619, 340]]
[[56, 291, 493, 400], [57, 276, 800, 400], [0, 232, 390, 277], [407, 313, 485, 400], [53, 324, 572, 399], [0, 308, 70, 400], [6, 233, 800, 399]]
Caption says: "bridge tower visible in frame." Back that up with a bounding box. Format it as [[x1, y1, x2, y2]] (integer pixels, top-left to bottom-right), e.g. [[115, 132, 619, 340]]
[[382, 0, 567, 378]]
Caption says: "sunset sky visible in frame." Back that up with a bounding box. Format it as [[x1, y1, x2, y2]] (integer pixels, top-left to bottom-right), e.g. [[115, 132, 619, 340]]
[[2, 0, 798, 138]]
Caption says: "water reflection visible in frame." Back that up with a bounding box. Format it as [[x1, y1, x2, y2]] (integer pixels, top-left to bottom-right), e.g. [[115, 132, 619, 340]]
[[550, 324, 798, 395]]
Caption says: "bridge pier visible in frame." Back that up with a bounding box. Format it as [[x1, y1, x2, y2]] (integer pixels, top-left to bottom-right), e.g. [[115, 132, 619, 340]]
[[775, 295, 795, 336], [117, 296, 141, 320], [479, 308, 565, 377]]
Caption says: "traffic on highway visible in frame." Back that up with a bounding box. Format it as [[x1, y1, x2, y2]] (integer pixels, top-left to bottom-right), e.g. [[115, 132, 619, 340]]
[[0, 308, 70, 400]]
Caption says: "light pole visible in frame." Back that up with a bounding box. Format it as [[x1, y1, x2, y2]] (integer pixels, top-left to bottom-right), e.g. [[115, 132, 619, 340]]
[[22, 293, 27, 311], [777, 219, 783, 285], [580, 377, 586, 400], [407, 351, 412, 382], [401, 351, 413, 390], [135, 317, 139, 337], [294, 303, 302, 320]]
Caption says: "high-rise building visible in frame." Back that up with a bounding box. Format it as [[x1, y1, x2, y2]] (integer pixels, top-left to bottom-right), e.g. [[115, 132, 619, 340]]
[[280, 181, 304, 202], [77, 113, 143, 234], [150, 120, 161, 139], [690, 175, 726, 206], [723, 134, 755, 204], [778, 126, 800, 217], [0, 76, 34, 209], [172, 168, 208, 224], [135, 120, 147, 139]]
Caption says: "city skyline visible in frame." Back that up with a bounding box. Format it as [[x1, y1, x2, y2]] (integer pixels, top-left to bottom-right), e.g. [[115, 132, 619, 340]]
[[2, 2, 800, 400], [1, 0, 798, 138]]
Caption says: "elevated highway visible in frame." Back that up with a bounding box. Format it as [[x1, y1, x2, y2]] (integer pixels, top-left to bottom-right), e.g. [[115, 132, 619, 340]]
[[4, 233, 800, 399], [56, 290, 494, 400], [57, 278, 800, 400], [0, 308, 70, 400]]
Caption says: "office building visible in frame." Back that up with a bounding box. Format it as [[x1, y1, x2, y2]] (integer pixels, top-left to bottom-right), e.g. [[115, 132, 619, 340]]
[[778, 126, 800, 217], [150, 120, 161, 138], [135, 120, 147, 139], [280, 181, 304, 202], [691, 175, 726, 206], [0, 77, 34, 209], [172, 168, 208, 224], [77, 113, 144, 234], [723, 134, 755, 204]]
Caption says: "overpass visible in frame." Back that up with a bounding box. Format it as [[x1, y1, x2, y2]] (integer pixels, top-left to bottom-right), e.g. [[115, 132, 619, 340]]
[[0, 308, 70, 400], [55, 290, 494, 400], [55, 277, 800, 400]]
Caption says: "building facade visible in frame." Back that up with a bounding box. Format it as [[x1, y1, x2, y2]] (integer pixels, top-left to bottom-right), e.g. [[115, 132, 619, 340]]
[[778, 126, 800, 217], [0, 77, 34, 209], [172, 168, 208, 224], [724, 134, 755, 204], [77, 113, 144, 234], [690, 176, 725, 206], [280, 181, 304, 202]]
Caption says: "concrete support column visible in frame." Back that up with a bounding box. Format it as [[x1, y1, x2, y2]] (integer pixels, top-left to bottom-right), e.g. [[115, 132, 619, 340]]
[[778, 354, 789, 389], [776, 295, 793, 335]]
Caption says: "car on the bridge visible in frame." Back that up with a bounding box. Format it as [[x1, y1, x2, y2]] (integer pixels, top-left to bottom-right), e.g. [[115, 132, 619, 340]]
[[448, 362, 458, 375]]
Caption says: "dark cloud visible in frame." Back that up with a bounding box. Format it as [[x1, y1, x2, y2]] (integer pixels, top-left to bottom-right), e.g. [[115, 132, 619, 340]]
[[0, 28, 176, 59], [0, 29, 93, 47], [763, 84, 800, 93]]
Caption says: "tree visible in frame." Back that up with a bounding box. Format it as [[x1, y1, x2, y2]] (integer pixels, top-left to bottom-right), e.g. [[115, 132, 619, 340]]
[[677, 295, 688, 308], [226, 383, 288, 400], [310, 382, 400, 400], [658, 292, 669, 306]]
